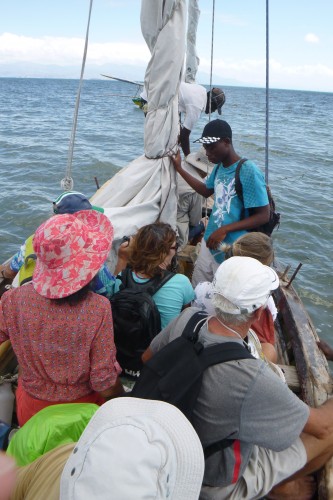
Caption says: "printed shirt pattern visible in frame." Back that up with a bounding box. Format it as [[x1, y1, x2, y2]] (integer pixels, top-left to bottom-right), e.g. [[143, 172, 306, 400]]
[[205, 160, 268, 263], [0, 284, 121, 401]]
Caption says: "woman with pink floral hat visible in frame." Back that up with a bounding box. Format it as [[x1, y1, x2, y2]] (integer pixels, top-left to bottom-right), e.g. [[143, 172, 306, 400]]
[[0, 210, 123, 426]]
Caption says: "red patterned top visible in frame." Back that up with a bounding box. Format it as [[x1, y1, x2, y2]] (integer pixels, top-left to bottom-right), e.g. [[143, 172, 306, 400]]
[[0, 284, 121, 401]]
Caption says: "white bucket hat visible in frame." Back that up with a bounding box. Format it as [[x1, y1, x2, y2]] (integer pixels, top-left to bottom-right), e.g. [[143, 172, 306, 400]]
[[212, 256, 279, 314], [60, 397, 204, 500], [193, 281, 215, 315], [186, 147, 215, 174]]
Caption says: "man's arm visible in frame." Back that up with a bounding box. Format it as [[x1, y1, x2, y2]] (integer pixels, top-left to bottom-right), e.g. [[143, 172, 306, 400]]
[[98, 377, 124, 400], [179, 126, 191, 157], [206, 205, 270, 250], [303, 398, 333, 439], [170, 151, 213, 198]]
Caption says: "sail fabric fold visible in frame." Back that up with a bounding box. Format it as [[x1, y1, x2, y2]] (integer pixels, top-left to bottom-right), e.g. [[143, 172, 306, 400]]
[[185, 0, 200, 83], [91, 0, 186, 244]]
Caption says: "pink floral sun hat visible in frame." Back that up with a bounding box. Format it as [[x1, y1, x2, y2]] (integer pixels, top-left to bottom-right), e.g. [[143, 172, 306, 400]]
[[32, 210, 113, 299]]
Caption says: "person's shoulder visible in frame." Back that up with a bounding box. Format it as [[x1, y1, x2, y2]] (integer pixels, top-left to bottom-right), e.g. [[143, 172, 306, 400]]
[[175, 306, 203, 325], [87, 290, 110, 308], [240, 160, 265, 183], [168, 272, 192, 285], [242, 159, 260, 170]]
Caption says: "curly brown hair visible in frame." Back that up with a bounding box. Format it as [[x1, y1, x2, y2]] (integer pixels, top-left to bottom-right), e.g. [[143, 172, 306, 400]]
[[128, 222, 176, 277]]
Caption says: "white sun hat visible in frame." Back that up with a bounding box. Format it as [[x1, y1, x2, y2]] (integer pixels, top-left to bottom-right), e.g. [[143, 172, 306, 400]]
[[186, 147, 215, 174], [60, 397, 204, 500], [212, 256, 279, 314]]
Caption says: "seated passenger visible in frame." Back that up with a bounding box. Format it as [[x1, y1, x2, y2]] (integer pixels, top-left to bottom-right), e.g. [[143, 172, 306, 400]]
[[110, 222, 195, 378], [144, 257, 325, 500], [113, 222, 195, 330], [0, 211, 123, 426], [193, 232, 278, 362], [10, 398, 204, 500], [0, 191, 115, 299], [177, 147, 214, 250]]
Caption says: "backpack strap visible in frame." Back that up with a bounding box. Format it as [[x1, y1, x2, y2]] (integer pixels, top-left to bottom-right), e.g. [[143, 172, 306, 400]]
[[234, 158, 248, 204], [181, 311, 208, 342], [201, 341, 254, 459], [119, 267, 175, 297]]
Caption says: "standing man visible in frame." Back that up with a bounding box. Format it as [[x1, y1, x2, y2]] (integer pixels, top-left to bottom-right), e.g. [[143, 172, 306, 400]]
[[171, 119, 270, 286], [177, 147, 214, 250], [141, 82, 225, 156], [178, 82, 225, 157]]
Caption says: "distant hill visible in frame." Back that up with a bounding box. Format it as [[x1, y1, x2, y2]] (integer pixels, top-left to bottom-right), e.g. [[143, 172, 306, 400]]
[[0, 62, 256, 88]]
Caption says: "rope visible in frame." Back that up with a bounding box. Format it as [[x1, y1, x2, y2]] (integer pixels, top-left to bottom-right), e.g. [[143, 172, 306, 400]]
[[208, 0, 216, 119], [61, 0, 94, 192], [0, 373, 18, 385], [265, 0, 269, 184]]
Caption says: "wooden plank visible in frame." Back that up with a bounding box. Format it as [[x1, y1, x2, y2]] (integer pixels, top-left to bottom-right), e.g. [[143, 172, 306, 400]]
[[279, 365, 300, 393]]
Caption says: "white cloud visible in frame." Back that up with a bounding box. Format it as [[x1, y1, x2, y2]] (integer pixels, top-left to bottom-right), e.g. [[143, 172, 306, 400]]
[[1, 33, 332, 92], [305, 33, 320, 44], [0, 33, 150, 67]]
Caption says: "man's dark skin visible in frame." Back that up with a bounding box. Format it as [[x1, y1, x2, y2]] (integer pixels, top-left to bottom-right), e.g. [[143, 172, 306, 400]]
[[171, 138, 270, 249], [179, 94, 219, 157]]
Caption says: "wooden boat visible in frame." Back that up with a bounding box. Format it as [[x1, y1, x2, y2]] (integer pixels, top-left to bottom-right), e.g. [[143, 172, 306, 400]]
[[1, 1, 332, 497], [1, 245, 333, 495]]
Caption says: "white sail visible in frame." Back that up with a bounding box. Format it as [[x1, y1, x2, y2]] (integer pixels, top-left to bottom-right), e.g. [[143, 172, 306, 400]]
[[185, 0, 200, 83], [91, 0, 186, 245]]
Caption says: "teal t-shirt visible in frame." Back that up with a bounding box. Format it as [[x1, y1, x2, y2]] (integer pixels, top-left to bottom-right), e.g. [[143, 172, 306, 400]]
[[205, 159, 268, 263], [112, 272, 195, 330]]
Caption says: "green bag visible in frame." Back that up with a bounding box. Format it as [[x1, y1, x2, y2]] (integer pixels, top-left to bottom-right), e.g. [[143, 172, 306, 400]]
[[6, 403, 98, 466]]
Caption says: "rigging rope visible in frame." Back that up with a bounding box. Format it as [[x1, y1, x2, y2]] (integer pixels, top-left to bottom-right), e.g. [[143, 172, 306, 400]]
[[61, 0, 94, 192], [208, 0, 216, 119], [265, 0, 269, 184], [202, 0, 216, 220]]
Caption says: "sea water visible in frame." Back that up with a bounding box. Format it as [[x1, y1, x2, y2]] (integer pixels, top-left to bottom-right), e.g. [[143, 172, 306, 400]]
[[0, 78, 332, 341]]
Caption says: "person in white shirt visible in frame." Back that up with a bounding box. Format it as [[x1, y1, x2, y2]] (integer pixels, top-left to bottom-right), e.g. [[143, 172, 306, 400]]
[[141, 82, 226, 156]]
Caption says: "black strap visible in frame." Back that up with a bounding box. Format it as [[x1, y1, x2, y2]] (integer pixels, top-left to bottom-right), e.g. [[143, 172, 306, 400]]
[[181, 310, 208, 342], [202, 341, 254, 459], [119, 267, 175, 297], [181, 311, 255, 459], [234, 158, 248, 203]]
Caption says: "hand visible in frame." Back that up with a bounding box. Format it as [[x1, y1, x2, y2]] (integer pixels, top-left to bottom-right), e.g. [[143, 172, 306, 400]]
[[118, 236, 133, 260], [0, 264, 17, 281], [201, 216, 209, 228], [317, 340, 333, 361], [169, 150, 182, 172], [206, 227, 228, 250]]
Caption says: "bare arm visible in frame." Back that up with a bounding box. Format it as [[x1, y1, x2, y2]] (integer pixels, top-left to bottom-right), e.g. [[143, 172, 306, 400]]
[[170, 151, 213, 198], [206, 205, 270, 250], [142, 347, 154, 364], [0, 263, 17, 280], [303, 399, 333, 439], [98, 376, 124, 400], [317, 340, 333, 361], [114, 237, 133, 276], [179, 126, 191, 157]]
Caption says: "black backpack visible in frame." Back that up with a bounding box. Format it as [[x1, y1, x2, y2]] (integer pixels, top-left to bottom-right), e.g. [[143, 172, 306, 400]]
[[110, 267, 174, 377], [235, 158, 280, 236], [132, 311, 254, 455]]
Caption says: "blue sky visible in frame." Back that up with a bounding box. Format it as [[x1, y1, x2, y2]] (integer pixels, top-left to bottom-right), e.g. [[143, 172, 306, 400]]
[[1, 0, 332, 92]]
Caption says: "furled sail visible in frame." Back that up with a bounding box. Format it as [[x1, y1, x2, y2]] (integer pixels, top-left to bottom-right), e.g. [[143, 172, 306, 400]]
[[185, 0, 200, 83], [90, 0, 186, 245]]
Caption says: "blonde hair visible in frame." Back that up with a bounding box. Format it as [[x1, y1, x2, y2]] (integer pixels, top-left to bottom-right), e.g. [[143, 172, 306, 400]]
[[224, 233, 274, 266]]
